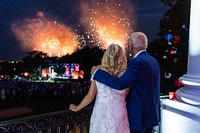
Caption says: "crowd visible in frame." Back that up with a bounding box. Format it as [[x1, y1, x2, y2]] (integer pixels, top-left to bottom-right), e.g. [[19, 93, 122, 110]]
[[0, 79, 91, 113]]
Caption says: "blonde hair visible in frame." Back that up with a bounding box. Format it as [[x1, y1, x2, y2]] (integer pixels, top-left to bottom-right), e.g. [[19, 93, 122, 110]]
[[101, 44, 127, 76]]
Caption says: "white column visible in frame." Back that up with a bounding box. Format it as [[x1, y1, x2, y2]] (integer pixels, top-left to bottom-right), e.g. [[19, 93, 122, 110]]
[[176, 0, 200, 105]]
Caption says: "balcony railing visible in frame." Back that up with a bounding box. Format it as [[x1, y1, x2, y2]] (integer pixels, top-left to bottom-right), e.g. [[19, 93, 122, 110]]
[[0, 96, 169, 133], [0, 106, 93, 133]]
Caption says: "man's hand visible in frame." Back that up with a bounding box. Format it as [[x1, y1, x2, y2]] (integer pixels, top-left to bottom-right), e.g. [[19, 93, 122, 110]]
[[91, 65, 101, 75]]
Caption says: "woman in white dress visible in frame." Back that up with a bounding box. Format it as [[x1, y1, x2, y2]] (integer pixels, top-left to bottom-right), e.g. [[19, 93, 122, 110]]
[[69, 44, 130, 133]]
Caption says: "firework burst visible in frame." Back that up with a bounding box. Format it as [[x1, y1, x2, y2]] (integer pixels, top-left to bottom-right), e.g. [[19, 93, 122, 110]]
[[11, 11, 79, 57], [79, 0, 135, 49]]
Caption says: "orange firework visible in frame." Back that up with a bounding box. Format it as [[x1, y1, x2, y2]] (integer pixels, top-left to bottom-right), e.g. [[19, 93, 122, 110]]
[[80, 0, 135, 49], [11, 11, 79, 57]]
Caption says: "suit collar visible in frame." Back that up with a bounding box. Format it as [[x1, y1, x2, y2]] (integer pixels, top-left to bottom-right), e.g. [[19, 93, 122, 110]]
[[133, 50, 146, 58]]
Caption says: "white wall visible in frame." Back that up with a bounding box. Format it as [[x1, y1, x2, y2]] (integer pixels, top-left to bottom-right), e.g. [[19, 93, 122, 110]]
[[160, 99, 200, 133]]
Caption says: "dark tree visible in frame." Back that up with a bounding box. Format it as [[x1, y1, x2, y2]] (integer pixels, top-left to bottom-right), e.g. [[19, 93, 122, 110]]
[[149, 0, 190, 94], [22, 50, 49, 79]]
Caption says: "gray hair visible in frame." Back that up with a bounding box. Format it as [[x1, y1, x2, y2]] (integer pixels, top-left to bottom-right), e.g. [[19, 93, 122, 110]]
[[130, 32, 148, 50]]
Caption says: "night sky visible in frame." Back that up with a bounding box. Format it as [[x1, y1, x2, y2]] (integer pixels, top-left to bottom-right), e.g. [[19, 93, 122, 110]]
[[0, 0, 168, 61]]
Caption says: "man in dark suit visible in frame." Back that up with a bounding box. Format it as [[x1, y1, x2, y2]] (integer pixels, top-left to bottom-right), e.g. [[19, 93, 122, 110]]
[[91, 32, 160, 133]]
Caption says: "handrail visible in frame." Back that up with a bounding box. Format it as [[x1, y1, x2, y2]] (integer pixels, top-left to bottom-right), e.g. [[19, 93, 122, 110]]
[[160, 95, 169, 99]]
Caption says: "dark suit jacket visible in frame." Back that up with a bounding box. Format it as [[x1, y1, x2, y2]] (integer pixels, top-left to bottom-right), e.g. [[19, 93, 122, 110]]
[[93, 51, 160, 130]]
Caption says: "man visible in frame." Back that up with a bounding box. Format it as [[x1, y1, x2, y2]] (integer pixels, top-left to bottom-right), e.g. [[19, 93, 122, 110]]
[[91, 32, 160, 133]]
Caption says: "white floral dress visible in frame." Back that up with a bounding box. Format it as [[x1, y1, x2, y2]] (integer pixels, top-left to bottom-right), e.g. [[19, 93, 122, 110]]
[[89, 73, 130, 133]]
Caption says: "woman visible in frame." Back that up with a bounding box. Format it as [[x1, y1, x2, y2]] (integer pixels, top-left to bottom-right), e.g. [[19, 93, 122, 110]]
[[69, 44, 130, 133]]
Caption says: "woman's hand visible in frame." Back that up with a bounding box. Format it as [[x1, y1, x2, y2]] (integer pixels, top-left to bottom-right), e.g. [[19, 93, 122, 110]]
[[69, 104, 79, 112]]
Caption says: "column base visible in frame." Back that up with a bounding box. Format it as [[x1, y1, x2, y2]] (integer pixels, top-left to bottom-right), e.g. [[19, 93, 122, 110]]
[[176, 86, 200, 106]]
